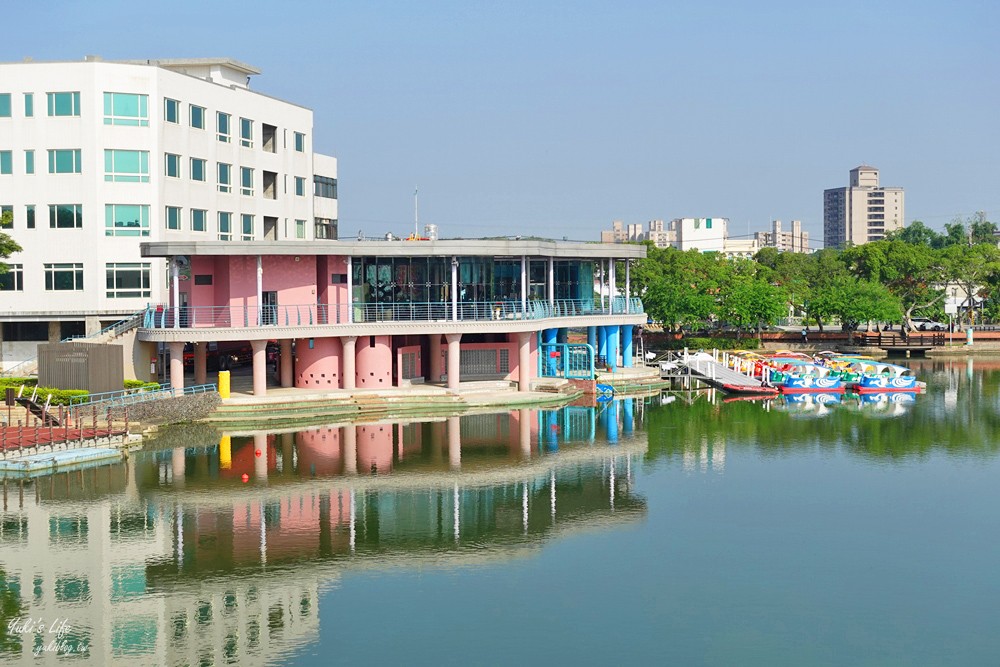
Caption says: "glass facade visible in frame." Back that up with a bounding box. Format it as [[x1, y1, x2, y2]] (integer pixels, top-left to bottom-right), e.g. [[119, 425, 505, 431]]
[[104, 150, 149, 183], [103, 92, 149, 126], [46, 92, 80, 116], [105, 204, 150, 237]]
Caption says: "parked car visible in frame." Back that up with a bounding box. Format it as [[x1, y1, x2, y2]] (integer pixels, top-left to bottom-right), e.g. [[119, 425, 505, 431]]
[[909, 317, 947, 331]]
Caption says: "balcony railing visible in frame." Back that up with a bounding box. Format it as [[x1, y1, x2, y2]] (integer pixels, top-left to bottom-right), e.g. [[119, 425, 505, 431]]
[[141, 297, 643, 330]]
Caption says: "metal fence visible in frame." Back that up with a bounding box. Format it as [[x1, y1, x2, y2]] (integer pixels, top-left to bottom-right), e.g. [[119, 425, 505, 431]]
[[538, 343, 595, 380], [141, 297, 645, 329]]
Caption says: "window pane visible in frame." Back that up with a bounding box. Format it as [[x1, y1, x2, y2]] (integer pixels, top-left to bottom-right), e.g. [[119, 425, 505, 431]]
[[164, 98, 179, 123], [23, 94, 32, 117], [0, 151, 11, 175], [0, 94, 10, 117]]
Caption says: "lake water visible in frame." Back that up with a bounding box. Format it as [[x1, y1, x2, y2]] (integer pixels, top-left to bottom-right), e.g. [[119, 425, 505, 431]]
[[1, 356, 998, 665]]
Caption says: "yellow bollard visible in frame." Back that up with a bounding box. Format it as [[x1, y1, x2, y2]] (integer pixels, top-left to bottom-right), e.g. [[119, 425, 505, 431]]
[[219, 434, 232, 469], [218, 370, 231, 399]]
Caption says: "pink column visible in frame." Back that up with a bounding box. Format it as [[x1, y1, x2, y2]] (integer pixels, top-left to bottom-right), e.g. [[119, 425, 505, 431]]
[[193, 342, 207, 386], [171, 446, 186, 487], [446, 333, 462, 390], [429, 334, 442, 383], [355, 335, 392, 388], [168, 341, 185, 394], [279, 339, 293, 388], [341, 336, 357, 390], [519, 408, 532, 458], [517, 331, 532, 392], [251, 340, 267, 396], [295, 337, 342, 388]]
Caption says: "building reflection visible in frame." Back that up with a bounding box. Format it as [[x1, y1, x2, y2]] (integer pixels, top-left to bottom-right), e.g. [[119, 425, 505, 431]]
[[0, 401, 645, 665]]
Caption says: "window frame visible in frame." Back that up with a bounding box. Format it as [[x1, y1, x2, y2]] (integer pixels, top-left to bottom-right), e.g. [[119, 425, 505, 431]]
[[48, 204, 83, 229], [0, 263, 23, 292], [164, 98, 180, 124], [165, 153, 181, 178], [105, 262, 151, 299], [240, 167, 253, 196], [103, 92, 149, 126], [104, 204, 150, 237], [217, 111, 231, 143], [190, 158, 207, 182], [190, 208, 207, 232], [240, 214, 254, 241], [46, 92, 81, 117], [165, 206, 181, 230], [217, 162, 232, 193], [44, 263, 84, 291], [190, 104, 206, 129], [104, 150, 150, 183], [239, 117, 253, 148], [218, 211, 232, 241]]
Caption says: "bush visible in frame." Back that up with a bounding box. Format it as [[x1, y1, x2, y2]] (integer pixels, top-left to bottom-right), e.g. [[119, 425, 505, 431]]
[[655, 336, 760, 351], [124, 380, 161, 391], [30, 387, 90, 406]]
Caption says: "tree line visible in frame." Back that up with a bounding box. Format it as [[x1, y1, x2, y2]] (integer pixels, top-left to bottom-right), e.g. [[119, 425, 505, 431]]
[[630, 213, 1000, 333]]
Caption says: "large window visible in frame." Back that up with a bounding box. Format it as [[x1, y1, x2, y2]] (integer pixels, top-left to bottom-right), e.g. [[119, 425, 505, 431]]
[[240, 117, 253, 148], [47, 92, 81, 117], [104, 150, 149, 183], [0, 151, 10, 175], [240, 167, 253, 196], [44, 263, 84, 291], [314, 218, 337, 240], [106, 263, 150, 298], [165, 153, 181, 178], [0, 94, 10, 117], [0, 205, 10, 228], [190, 158, 206, 182], [105, 204, 149, 237], [217, 162, 231, 193], [294, 176, 305, 196], [47, 149, 82, 174], [0, 264, 22, 292], [26, 205, 35, 229], [218, 212, 232, 240], [191, 209, 207, 232], [24, 150, 34, 174], [164, 98, 180, 124], [165, 206, 181, 230], [49, 204, 83, 229], [294, 132, 305, 152], [295, 219, 306, 239], [190, 104, 205, 129], [240, 214, 253, 241], [103, 92, 149, 126], [314, 175, 337, 199], [217, 112, 231, 143], [23, 93, 33, 117]]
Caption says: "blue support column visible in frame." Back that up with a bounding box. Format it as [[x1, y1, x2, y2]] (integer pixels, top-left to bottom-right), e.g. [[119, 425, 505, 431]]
[[598, 327, 608, 365], [622, 325, 634, 368], [622, 398, 634, 434], [587, 326, 597, 350], [605, 325, 620, 372], [556, 328, 568, 345], [545, 410, 560, 451], [604, 399, 619, 443]]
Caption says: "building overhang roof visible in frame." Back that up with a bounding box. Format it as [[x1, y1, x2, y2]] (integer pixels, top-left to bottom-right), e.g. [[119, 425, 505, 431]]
[[140, 239, 647, 260]]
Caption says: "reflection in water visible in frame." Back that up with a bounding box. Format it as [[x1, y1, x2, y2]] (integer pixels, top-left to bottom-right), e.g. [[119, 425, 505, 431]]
[[0, 400, 646, 665]]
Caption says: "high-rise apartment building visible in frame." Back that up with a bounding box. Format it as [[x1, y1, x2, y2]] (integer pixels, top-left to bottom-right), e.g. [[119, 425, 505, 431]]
[[823, 165, 904, 249], [0, 56, 338, 369]]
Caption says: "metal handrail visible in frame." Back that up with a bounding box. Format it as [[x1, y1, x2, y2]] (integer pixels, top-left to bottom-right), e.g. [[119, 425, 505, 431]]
[[141, 297, 646, 329], [69, 383, 218, 410]]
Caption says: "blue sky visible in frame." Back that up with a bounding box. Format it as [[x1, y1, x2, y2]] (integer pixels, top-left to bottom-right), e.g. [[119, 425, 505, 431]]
[[7, 0, 998, 246]]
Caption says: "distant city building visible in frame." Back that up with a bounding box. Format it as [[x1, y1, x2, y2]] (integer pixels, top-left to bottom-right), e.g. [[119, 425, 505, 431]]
[[673, 217, 728, 252], [600, 220, 644, 244], [755, 219, 810, 253], [823, 165, 904, 249]]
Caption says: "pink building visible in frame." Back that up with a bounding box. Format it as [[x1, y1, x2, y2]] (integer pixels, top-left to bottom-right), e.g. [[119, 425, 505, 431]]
[[137, 238, 647, 395]]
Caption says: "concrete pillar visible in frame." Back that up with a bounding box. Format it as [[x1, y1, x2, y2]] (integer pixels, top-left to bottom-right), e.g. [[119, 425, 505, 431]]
[[517, 331, 532, 392], [255, 255, 263, 326], [84, 316, 102, 336], [622, 325, 634, 368], [253, 432, 268, 482], [625, 261, 631, 314], [343, 425, 357, 475], [47, 321, 61, 343], [609, 259, 617, 314], [448, 416, 461, 470], [451, 256, 458, 321], [171, 259, 180, 328], [446, 333, 462, 389], [346, 256, 353, 324], [588, 326, 597, 350], [250, 340, 267, 396], [520, 255, 527, 315], [547, 257, 555, 307], [279, 339, 293, 387], [605, 401, 619, 443], [168, 341, 185, 393], [598, 326, 608, 363], [341, 336, 357, 390], [281, 432, 294, 473], [193, 342, 207, 386], [429, 334, 443, 383]]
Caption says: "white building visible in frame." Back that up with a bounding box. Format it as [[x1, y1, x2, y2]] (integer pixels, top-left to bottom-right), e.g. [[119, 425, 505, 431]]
[[823, 165, 904, 249], [754, 219, 810, 253], [673, 217, 728, 252], [0, 56, 338, 370]]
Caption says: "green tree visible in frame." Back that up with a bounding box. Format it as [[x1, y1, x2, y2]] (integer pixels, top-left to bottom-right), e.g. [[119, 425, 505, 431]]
[[718, 263, 786, 336], [841, 239, 946, 328], [0, 210, 21, 274], [887, 220, 941, 247], [941, 242, 1000, 326]]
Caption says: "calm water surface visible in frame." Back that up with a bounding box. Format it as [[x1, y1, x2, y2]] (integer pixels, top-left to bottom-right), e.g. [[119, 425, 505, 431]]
[[1, 357, 999, 665]]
